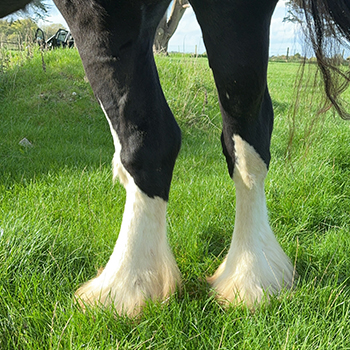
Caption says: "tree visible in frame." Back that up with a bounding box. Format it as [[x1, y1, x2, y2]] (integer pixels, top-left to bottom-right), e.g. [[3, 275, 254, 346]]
[[41, 23, 67, 38], [9, 18, 37, 44], [0, 1, 49, 47], [154, 0, 190, 54], [29, 0, 49, 19], [0, 18, 38, 46], [283, 0, 304, 25]]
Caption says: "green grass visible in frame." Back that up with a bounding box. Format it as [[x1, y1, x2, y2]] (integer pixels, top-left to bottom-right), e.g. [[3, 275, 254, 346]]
[[0, 49, 350, 349]]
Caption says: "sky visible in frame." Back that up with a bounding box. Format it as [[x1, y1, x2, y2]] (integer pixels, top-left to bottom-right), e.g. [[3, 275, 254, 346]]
[[39, 0, 302, 57]]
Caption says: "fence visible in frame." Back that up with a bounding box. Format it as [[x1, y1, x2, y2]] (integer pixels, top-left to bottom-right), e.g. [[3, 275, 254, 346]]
[[0, 40, 24, 51]]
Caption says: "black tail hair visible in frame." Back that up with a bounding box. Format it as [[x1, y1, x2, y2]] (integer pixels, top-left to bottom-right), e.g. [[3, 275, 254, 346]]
[[296, 0, 350, 119]]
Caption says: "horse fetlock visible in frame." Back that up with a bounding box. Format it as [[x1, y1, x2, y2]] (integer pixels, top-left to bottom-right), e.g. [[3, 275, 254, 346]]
[[75, 257, 181, 316], [208, 231, 294, 308]]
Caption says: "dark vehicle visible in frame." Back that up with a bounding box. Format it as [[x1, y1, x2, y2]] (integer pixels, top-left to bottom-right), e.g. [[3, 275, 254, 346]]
[[34, 28, 74, 49]]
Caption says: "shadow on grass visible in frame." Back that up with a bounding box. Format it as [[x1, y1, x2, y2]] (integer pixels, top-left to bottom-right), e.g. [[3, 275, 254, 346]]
[[1, 112, 113, 186], [201, 225, 230, 259], [272, 99, 291, 115]]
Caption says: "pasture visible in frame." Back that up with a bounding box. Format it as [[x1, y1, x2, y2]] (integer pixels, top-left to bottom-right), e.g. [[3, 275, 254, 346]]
[[0, 48, 350, 349]]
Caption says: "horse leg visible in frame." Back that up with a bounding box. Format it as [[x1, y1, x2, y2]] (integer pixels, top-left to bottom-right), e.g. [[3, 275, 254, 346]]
[[54, 0, 181, 316], [191, 0, 294, 307]]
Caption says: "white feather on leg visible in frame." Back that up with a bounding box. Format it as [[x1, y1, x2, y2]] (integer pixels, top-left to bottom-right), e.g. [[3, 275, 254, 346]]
[[75, 182, 181, 316], [75, 102, 181, 317], [208, 135, 294, 307]]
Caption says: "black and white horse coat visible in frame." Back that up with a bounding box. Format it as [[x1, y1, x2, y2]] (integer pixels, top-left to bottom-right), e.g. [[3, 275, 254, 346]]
[[1, 0, 349, 316]]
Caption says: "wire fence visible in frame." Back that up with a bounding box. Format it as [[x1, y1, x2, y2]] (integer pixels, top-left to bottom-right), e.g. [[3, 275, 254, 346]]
[[0, 40, 26, 51]]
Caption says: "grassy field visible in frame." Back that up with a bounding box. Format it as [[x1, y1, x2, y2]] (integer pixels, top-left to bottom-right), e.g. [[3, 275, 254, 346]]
[[0, 48, 350, 349]]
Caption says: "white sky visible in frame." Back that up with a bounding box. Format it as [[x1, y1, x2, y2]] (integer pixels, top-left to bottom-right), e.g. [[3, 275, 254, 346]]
[[40, 0, 302, 56]]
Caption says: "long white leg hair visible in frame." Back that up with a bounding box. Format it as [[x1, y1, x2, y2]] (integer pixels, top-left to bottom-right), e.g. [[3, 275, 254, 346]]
[[208, 135, 294, 306]]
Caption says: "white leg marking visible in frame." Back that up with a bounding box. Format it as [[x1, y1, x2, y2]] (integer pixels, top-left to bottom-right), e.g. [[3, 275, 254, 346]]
[[100, 101, 128, 186], [208, 135, 294, 307], [75, 102, 181, 316]]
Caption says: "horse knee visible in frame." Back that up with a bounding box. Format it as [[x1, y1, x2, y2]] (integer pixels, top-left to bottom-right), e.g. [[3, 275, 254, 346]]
[[101, 100, 181, 200], [120, 121, 181, 200], [220, 88, 274, 179]]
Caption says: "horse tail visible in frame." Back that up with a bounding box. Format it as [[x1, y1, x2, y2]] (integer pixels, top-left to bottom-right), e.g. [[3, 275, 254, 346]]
[[297, 0, 350, 119]]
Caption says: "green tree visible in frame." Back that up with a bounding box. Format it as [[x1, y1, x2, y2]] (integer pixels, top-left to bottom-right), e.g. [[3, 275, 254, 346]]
[[0, 18, 37, 46], [41, 23, 67, 39]]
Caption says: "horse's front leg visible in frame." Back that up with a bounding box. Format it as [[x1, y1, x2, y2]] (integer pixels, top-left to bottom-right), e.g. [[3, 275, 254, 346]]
[[191, 0, 295, 306], [54, 0, 181, 316]]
